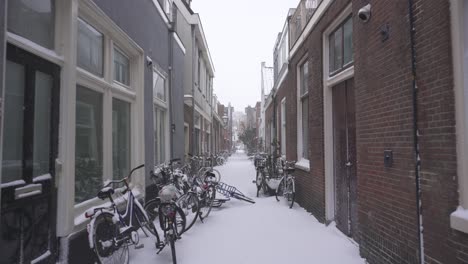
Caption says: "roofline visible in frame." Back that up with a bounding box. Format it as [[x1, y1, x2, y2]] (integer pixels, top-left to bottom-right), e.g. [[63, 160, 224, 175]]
[[174, 0, 215, 76]]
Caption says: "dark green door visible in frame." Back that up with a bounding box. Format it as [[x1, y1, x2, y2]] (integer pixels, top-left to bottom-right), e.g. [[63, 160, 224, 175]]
[[1, 44, 60, 264]]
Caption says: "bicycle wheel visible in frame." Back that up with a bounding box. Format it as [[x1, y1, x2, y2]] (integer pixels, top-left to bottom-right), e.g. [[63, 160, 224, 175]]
[[199, 185, 216, 221], [275, 178, 284, 202], [159, 205, 187, 235], [144, 199, 160, 221], [255, 170, 262, 197], [176, 192, 199, 232], [169, 232, 177, 264], [286, 178, 296, 209], [91, 212, 129, 264], [134, 202, 159, 238]]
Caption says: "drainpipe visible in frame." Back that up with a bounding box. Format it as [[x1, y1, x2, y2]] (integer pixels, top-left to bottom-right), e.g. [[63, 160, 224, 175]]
[[407, 0, 424, 263], [272, 89, 277, 156], [191, 25, 196, 155], [168, 19, 175, 159]]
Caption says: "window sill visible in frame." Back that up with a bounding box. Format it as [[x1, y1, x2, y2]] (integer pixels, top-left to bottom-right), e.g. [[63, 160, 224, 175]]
[[295, 158, 310, 172], [451, 206, 468, 234]]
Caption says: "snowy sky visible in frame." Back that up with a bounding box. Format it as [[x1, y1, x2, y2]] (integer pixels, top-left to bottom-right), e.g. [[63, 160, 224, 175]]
[[191, 0, 299, 112]]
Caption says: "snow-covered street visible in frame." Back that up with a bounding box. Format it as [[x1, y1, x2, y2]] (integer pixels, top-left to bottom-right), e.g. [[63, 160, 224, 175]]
[[130, 151, 365, 264]]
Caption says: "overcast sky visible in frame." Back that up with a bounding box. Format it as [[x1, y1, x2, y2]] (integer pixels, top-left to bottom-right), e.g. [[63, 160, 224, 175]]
[[191, 0, 299, 112]]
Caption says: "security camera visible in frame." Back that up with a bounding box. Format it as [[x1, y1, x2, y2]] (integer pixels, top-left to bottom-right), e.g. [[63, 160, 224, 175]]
[[358, 4, 371, 23], [146, 56, 153, 67]]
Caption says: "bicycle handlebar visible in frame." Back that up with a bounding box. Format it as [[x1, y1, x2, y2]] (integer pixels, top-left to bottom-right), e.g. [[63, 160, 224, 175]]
[[104, 164, 145, 187]]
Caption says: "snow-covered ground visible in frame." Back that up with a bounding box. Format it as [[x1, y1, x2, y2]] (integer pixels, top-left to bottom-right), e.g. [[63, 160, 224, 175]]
[[130, 151, 365, 264]]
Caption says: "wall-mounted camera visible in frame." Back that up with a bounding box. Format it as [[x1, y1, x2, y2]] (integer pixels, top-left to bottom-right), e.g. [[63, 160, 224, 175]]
[[358, 4, 371, 23], [146, 56, 153, 67]]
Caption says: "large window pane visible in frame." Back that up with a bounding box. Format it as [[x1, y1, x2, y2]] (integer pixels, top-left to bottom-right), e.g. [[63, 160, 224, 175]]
[[153, 71, 166, 102], [77, 18, 103, 77], [33, 71, 52, 177], [333, 27, 343, 73], [154, 107, 166, 165], [114, 48, 130, 86], [75, 86, 103, 203], [8, 0, 55, 49], [302, 99, 309, 159], [301, 61, 309, 96], [2, 61, 25, 183], [329, 34, 335, 73], [343, 17, 353, 65], [113, 99, 131, 180]]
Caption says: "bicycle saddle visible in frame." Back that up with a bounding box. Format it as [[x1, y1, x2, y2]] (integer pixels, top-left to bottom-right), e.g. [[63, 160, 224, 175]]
[[97, 186, 115, 199]]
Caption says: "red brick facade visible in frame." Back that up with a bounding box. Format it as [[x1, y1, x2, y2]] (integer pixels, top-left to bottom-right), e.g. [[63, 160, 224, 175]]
[[264, 0, 468, 263]]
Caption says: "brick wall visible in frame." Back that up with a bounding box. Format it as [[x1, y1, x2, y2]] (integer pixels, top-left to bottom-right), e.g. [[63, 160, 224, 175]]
[[352, 0, 468, 263], [411, 0, 468, 263]]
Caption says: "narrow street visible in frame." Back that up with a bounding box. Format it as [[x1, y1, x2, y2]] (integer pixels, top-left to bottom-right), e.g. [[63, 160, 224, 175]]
[[130, 152, 365, 264]]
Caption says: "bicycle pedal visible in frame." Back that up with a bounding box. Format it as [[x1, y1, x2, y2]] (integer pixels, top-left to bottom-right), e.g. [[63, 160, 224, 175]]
[[155, 242, 165, 250], [134, 244, 144, 250]]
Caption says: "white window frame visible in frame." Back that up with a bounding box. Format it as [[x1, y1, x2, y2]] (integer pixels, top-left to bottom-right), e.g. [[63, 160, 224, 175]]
[[71, 0, 145, 231], [164, 0, 173, 20], [153, 66, 170, 165], [450, 0, 468, 234], [281, 98, 286, 157], [113, 45, 131, 87], [296, 55, 310, 171], [322, 4, 353, 222]]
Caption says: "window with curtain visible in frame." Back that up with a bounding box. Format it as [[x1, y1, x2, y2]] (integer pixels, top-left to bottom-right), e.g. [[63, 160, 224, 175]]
[[114, 48, 130, 86], [281, 99, 286, 156], [112, 98, 131, 180], [154, 107, 166, 165], [299, 60, 309, 160], [77, 18, 103, 76], [153, 71, 166, 102], [75, 86, 103, 203]]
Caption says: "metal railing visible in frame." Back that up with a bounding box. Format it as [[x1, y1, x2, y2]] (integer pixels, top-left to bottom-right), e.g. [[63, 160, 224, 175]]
[[289, 0, 322, 47]]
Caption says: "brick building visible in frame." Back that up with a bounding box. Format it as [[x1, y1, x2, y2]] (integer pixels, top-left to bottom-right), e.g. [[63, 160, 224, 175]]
[[263, 0, 468, 263]]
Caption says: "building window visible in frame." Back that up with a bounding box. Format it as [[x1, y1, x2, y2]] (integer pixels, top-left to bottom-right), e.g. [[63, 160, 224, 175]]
[[114, 48, 130, 86], [329, 16, 353, 75], [154, 107, 167, 165], [2, 58, 56, 183], [75, 86, 103, 203], [281, 98, 286, 157], [73, 15, 143, 206], [112, 99, 131, 180], [7, 0, 55, 49], [298, 59, 309, 160], [153, 70, 166, 102], [77, 18, 104, 77]]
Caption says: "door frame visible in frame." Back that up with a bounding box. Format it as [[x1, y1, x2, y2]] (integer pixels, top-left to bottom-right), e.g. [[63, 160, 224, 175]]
[[322, 3, 353, 222]]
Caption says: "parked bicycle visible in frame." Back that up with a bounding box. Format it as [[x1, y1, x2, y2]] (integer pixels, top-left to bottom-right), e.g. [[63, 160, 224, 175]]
[[85, 164, 159, 264], [275, 160, 296, 208]]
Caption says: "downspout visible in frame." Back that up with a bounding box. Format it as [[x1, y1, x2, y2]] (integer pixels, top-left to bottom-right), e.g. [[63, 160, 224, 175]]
[[272, 89, 277, 156], [168, 17, 175, 159], [407, 0, 424, 263], [191, 25, 196, 155]]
